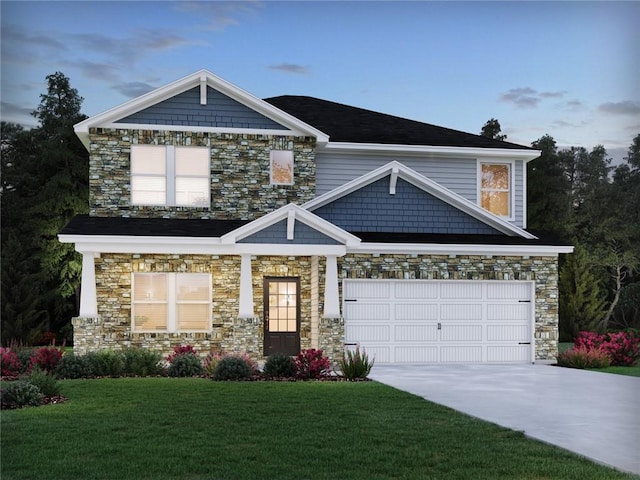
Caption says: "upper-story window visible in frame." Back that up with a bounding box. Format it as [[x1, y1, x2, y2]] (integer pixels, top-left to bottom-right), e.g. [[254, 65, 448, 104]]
[[131, 145, 210, 207], [479, 161, 513, 218], [270, 150, 294, 185]]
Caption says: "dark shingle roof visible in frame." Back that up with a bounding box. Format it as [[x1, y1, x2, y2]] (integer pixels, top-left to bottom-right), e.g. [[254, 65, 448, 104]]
[[60, 215, 249, 237], [264, 95, 532, 150]]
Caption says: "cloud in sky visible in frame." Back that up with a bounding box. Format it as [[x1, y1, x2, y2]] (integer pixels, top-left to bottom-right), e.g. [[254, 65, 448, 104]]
[[112, 81, 157, 98], [499, 87, 567, 108], [1, 100, 33, 117], [1, 24, 67, 64], [61, 60, 121, 82], [174, 1, 262, 31], [267, 63, 310, 75], [598, 101, 640, 116]]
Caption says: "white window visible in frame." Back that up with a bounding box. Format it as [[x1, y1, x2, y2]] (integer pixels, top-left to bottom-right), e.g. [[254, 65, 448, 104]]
[[479, 162, 513, 218], [132, 273, 211, 332], [131, 145, 210, 207], [270, 150, 294, 185]]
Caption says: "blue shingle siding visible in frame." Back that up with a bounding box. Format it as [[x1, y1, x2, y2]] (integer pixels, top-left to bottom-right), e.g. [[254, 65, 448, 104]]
[[237, 220, 341, 245], [115, 87, 286, 129], [313, 177, 502, 235]]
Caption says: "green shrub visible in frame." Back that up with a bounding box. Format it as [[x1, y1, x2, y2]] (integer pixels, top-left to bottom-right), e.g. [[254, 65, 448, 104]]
[[263, 353, 295, 378], [86, 351, 125, 377], [122, 348, 163, 376], [1, 380, 43, 408], [167, 353, 203, 377], [16, 349, 34, 373], [55, 354, 93, 379], [27, 368, 61, 397], [338, 346, 375, 379], [212, 355, 252, 381], [557, 347, 611, 369]]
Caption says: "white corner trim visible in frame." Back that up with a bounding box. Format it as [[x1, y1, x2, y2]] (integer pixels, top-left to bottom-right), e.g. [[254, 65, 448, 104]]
[[74, 69, 330, 151], [389, 166, 399, 195], [303, 160, 537, 239]]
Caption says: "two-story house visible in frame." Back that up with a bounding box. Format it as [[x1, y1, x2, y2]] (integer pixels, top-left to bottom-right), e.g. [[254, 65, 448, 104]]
[[59, 69, 572, 364]]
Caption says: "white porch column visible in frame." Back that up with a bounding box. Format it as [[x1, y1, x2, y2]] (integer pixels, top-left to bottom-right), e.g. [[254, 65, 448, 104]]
[[238, 254, 255, 318], [323, 255, 341, 317], [79, 251, 99, 317]]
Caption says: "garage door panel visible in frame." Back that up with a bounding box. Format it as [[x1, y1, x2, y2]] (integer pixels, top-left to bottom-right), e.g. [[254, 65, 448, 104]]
[[440, 346, 483, 363], [487, 325, 529, 341], [344, 303, 390, 321], [487, 304, 529, 321], [395, 346, 438, 363], [487, 282, 530, 300], [346, 325, 389, 342], [394, 324, 438, 342], [345, 282, 390, 299], [441, 283, 482, 299], [363, 346, 390, 363], [394, 282, 438, 299], [441, 325, 482, 342], [441, 304, 482, 321], [395, 303, 438, 320], [487, 346, 530, 362]]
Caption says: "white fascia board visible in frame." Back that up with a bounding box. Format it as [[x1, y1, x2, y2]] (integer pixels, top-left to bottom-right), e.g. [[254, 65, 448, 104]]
[[58, 234, 347, 256], [74, 69, 329, 151], [323, 142, 541, 162], [221, 203, 361, 246], [303, 160, 537, 239], [349, 243, 574, 256]]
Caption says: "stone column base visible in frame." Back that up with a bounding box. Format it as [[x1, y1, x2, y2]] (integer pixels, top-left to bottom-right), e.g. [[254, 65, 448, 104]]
[[318, 316, 344, 364], [221, 317, 263, 360], [71, 316, 103, 356]]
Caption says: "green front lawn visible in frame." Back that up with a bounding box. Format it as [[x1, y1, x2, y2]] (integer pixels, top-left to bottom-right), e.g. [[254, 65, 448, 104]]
[[1, 378, 636, 480], [591, 365, 640, 377]]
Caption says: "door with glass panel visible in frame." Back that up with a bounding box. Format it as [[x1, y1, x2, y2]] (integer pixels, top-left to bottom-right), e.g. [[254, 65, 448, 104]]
[[264, 277, 300, 356]]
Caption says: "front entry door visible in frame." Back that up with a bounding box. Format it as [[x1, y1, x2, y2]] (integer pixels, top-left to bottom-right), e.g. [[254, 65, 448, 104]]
[[264, 277, 300, 356]]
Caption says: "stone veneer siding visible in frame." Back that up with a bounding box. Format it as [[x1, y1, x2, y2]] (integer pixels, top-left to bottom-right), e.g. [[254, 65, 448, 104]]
[[73, 254, 313, 360], [88, 129, 316, 219], [73, 253, 559, 362]]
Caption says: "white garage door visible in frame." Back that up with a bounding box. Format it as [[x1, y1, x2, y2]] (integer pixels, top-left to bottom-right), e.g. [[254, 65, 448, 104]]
[[343, 280, 534, 364]]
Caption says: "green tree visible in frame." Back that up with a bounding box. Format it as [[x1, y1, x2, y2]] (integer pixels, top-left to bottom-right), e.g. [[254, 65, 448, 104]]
[[558, 242, 607, 339], [480, 118, 507, 141]]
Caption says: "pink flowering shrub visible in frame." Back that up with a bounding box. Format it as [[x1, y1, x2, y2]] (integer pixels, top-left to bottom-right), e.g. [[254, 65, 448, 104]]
[[573, 331, 639, 367], [0, 348, 21, 378], [29, 347, 63, 373], [557, 347, 611, 369], [294, 349, 331, 379]]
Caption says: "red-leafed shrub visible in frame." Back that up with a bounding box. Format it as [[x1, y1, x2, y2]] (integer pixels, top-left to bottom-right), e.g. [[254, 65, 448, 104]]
[[557, 347, 611, 369], [574, 331, 605, 351], [1, 348, 22, 378], [294, 349, 331, 379], [29, 347, 63, 373], [166, 345, 198, 364]]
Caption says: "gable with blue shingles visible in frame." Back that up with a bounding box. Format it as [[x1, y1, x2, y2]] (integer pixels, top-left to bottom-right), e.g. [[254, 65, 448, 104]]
[[313, 177, 502, 235], [237, 219, 342, 245], [115, 87, 286, 129]]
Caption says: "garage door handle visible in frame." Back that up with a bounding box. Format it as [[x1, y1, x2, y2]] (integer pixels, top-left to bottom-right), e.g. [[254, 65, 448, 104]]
[[518, 300, 531, 303], [518, 342, 531, 345], [345, 299, 357, 302]]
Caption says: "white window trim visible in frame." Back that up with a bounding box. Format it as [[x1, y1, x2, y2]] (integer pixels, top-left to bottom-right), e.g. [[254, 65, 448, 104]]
[[131, 145, 210, 208], [269, 150, 294, 186], [132, 273, 212, 333], [477, 159, 515, 221]]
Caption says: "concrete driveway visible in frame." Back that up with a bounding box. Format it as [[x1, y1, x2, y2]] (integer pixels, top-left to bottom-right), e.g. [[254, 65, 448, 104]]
[[369, 364, 640, 475]]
